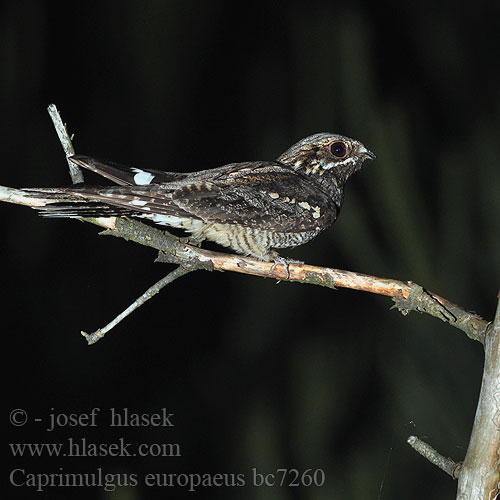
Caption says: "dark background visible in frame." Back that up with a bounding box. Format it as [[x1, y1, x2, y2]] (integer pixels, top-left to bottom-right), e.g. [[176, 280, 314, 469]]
[[2, 1, 499, 499]]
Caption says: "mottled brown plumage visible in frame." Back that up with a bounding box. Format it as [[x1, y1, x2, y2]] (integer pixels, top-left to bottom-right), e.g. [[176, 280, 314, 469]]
[[31, 133, 375, 260]]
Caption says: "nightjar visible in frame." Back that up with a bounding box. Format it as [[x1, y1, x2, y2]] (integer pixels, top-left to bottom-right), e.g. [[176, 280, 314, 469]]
[[29, 133, 375, 261]]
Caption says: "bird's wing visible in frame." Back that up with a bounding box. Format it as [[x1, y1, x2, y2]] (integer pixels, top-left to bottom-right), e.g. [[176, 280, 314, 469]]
[[33, 162, 338, 232], [170, 161, 338, 232]]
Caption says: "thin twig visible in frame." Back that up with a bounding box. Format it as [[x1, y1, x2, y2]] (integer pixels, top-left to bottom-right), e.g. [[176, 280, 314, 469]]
[[407, 435, 461, 479], [81, 265, 193, 344], [47, 103, 84, 184]]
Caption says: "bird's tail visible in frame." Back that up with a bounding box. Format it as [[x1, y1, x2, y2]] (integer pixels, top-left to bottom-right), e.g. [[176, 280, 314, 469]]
[[19, 186, 134, 218], [21, 183, 193, 224]]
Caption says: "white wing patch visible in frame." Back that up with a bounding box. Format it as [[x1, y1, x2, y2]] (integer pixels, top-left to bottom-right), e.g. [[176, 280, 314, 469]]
[[131, 168, 155, 185], [151, 214, 187, 226], [138, 213, 203, 236], [131, 199, 148, 206]]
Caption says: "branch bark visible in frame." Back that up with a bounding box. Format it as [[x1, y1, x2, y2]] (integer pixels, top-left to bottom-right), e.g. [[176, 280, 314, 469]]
[[47, 104, 84, 184], [407, 435, 461, 479]]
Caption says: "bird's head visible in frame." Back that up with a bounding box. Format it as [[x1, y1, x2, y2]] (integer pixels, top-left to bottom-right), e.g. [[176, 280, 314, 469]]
[[277, 133, 375, 184]]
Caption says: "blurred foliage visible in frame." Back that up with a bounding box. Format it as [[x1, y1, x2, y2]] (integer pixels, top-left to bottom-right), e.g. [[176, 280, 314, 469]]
[[1, 1, 499, 499]]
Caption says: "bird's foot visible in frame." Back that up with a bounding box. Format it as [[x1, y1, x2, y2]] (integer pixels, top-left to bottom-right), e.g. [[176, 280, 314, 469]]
[[180, 235, 204, 247], [270, 255, 303, 280]]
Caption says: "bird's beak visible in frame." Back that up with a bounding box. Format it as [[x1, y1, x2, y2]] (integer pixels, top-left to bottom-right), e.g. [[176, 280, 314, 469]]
[[358, 144, 376, 160]]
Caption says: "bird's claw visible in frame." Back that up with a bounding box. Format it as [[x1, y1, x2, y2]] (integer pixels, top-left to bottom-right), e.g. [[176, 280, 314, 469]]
[[270, 256, 303, 280]]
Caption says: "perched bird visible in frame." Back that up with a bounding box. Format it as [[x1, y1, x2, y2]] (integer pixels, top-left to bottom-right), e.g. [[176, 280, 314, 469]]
[[29, 133, 375, 261]]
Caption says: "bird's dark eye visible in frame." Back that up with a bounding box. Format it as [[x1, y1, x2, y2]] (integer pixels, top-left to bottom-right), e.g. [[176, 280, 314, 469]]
[[330, 141, 347, 158]]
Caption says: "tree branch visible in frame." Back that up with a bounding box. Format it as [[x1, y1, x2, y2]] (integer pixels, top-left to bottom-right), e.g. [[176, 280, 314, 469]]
[[0, 185, 490, 344], [103, 217, 488, 344], [456, 293, 500, 499]]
